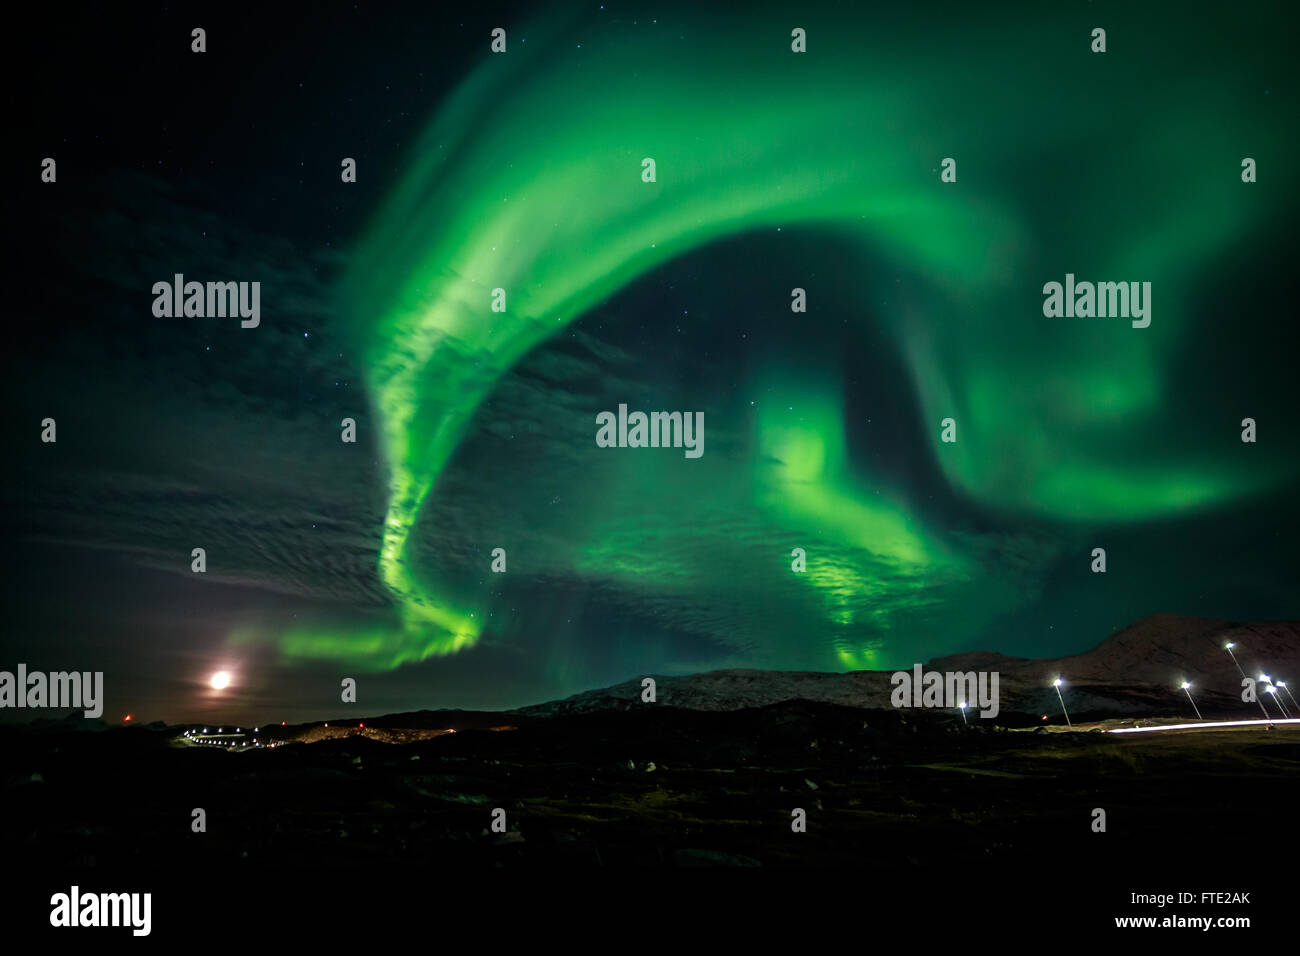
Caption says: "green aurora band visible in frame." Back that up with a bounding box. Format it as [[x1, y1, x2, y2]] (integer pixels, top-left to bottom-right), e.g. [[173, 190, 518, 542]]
[[279, 5, 1293, 672]]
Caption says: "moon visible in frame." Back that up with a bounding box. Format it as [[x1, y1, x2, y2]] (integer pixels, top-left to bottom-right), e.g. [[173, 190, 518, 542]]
[[210, 671, 231, 691]]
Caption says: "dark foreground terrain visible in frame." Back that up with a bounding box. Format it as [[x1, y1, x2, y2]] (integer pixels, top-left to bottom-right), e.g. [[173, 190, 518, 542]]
[[5, 611, 1297, 936], [4, 701, 1298, 935]]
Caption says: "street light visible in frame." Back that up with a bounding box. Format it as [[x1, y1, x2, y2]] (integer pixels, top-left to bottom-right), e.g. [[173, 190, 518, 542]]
[[1180, 681, 1203, 720], [1258, 675, 1287, 718], [959, 700, 968, 726], [1277, 681, 1299, 713], [1225, 642, 1246, 678], [1265, 683, 1291, 719], [1052, 677, 1072, 727]]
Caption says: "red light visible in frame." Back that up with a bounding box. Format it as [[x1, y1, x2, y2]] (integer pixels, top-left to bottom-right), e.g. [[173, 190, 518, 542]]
[[281, 721, 286, 726], [124, 714, 132, 722], [359, 722, 365, 729], [324, 722, 328, 727]]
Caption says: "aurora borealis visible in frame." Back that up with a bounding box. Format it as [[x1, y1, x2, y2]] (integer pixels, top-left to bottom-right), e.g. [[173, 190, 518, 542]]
[[5, 0, 1299, 723]]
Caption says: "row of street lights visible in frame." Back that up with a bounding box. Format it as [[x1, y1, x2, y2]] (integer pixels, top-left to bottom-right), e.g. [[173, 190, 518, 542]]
[[1224, 642, 1295, 718], [955, 639, 1294, 728]]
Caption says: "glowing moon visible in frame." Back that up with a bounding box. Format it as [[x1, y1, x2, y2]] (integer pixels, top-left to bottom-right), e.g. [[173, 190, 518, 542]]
[[210, 671, 231, 691]]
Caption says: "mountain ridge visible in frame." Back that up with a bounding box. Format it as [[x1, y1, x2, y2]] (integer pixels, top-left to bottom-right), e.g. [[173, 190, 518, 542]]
[[516, 613, 1300, 719]]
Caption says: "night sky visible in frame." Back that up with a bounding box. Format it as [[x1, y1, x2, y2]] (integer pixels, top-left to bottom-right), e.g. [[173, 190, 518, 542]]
[[5, 1, 1298, 726]]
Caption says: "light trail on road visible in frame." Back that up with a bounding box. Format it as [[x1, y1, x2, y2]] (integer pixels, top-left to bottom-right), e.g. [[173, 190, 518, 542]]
[[1108, 718, 1300, 735]]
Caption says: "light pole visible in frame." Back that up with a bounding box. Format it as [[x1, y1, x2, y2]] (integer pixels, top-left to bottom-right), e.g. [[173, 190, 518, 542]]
[[1052, 677, 1072, 728], [1264, 681, 1290, 719], [1225, 642, 1246, 678], [1180, 681, 1203, 720], [1258, 675, 1288, 719], [1241, 677, 1272, 721], [959, 700, 968, 726], [1277, 681, 1299, 713]]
